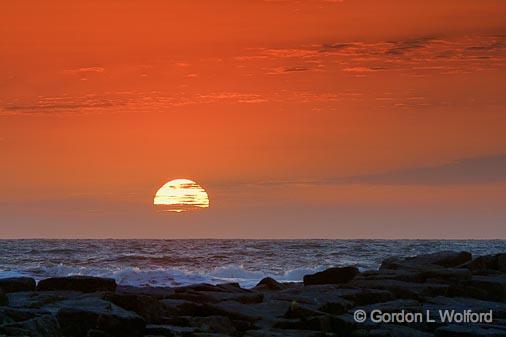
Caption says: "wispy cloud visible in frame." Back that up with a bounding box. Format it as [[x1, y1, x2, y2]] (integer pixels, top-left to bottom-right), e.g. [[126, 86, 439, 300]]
[[63, 67, 105, 75], [237, 35, 506, 75], [1, 89, 365, 115], [220, 155, 506, 189], [340, 155, 506, 186], [342, 66, 383, 73], [1, 94, 129, 115]]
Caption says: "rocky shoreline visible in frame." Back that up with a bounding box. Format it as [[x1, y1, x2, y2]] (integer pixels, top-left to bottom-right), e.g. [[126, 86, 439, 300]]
[[0, 251, 504, 337]]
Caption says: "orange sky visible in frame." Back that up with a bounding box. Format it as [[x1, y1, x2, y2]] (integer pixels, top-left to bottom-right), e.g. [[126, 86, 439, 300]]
[[1, 0, 506, 238]]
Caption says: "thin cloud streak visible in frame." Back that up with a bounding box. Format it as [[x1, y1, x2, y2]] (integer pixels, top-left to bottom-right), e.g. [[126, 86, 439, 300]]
[[211, 155, 506, 189]]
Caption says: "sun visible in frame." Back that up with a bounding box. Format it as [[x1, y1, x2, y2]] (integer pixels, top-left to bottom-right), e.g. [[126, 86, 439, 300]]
[[153, 179, 210, 212]]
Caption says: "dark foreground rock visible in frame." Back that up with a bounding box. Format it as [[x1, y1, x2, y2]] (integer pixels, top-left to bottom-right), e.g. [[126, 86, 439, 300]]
[[0, 250, 504, 337], [254, 277, 286, 291], [0, 277, 36, 293], [381, 251, 472, 270], [303, 266, 359, 285], [37, 276, 117, 293], [56, 297, 145, 337]]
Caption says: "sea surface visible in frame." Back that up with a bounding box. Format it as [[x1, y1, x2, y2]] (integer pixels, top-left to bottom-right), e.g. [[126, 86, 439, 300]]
[[1, 239, 505, 288]]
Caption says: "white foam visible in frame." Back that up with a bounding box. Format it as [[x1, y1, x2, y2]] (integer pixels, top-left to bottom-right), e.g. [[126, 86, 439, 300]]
[[4, 263, 328, 288]]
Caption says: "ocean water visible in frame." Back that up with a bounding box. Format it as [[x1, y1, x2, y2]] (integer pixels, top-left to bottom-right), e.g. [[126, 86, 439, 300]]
[[1, 239, 504, 288]]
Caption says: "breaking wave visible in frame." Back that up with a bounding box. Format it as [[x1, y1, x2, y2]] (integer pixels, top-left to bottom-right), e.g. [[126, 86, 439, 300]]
[[1, 239, 504, 288]]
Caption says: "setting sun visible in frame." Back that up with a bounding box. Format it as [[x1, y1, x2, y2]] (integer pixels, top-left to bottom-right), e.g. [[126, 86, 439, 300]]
[[154, 179, 209, 212]]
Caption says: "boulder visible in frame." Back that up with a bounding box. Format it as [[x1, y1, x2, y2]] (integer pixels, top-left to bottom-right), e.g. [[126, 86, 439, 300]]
[[86, 329, 114, 337], [0, 277, 36, 293], [338, 288, 394, 306], [269, 285, 353, 313], [464, 274, 506, 301], [55, 297, 145, 337], [0, 306, 51, 322], [169, 289, 263, 304], [37, 276, 116, 293], [104, 292, 169, 323], [0, 314, 61, 337], [216, 282, 249, 293], [174, 283, 249, 294], [254, 277, 286, 291], [360, 268, 471, 284], [192, 315, 237, 335], [500, 254, 506, 273], [381, 251, 472, 270], [0, 288, 8, 306], [208, 299, 292, 324], [144, 324, 197, 335], [115, 285, 174, 299], [7, 290, 82, 309], [273, 314, 344, 333], [465, 253, 506, 273], [284, 303, 326, 319], [303, 266, 359, 285], [351, 279, 449, 300]]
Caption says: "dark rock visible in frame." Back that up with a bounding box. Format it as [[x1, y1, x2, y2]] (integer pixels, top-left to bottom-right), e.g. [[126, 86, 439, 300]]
[[0, 314, 61, 337], [55, 297, 145, 337], [446, 283, 490, 300], [381, 251, 472, 270], [254, 277, 286, 291], [366, 325, 434, 337], [87, 329, 114, 337], [7, 290, 82, 309], [351, 279, 449, 300], [115, 285, 174, 299], [145, 324, 197, 335], [167, 290, 215, 303], [269, 284, 353, 314], [208, 299, 292, 324], [216, 282, 248, 293], [244, 329, 323, 336], [273, 315, 341, 333], [205, 291, 263, 304], [341, 289, 394, 306], [275, 285, 391, 307], [158, 314, 194, 326], [318, 300, 350, 315], [168, 289, 263, 304], [361, 267, 471, 285], [464, 274, 506, 301], [159, 298, 189, 315], [192, 315, 237, 335], [0, 288, 8, 306], [435, 324, 506, 337], [0, 306, 51, 322], [0, 277, 36, 293], [104, 292, 169, 323], [354, 299, 422, 315], [191, 333, 236, 337], [37, 276, 116, 293], [284, 303, 326, 319], [334, 312, 372, 334], [425, 296, 506, 319], [174, 283, 249, 294], [303, 266, 359, 285], [500, 255, 506, 273], [464, 253, 506, 273]]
